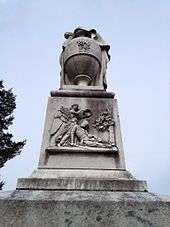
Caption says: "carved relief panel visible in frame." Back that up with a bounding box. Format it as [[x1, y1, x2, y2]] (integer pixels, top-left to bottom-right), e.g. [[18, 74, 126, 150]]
[[49, 104, 116, 149], [39, 95, 122, 155]]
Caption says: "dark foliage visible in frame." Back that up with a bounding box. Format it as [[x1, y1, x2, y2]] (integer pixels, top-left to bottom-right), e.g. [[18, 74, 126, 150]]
[[0, 80, 26, 189]]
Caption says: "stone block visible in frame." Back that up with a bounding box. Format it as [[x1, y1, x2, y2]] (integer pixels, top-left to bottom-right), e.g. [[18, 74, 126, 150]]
[[0, 190, 169, 227], [38, 91, 125, 170]]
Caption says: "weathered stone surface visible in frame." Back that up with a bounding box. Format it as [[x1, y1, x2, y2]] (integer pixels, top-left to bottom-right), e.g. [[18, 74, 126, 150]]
[[51, 90, 115, 98], [17, 178, 147, 191], [30, 169, 136, 179], [38, 96, 125, 170], [0, 190, 169, 227], [17, 169, 147, 191]]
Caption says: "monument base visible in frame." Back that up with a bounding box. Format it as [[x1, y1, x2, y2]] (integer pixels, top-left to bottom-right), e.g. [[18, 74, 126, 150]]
[[17, 169, 147, 191], [0, 190, 169, 227]]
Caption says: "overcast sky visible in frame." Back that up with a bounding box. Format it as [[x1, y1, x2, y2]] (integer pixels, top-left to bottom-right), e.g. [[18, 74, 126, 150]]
[[0, 0, 169, 195]]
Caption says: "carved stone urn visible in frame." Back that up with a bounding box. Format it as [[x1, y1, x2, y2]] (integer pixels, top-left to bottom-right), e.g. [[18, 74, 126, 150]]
[[63, 37, 102, 86]]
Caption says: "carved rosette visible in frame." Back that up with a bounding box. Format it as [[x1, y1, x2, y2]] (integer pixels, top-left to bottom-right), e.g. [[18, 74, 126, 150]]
[[77, 40, 91, 52]]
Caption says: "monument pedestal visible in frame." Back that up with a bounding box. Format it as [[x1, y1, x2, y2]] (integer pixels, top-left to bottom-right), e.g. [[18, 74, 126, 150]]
[[16, 90, 147, 193]]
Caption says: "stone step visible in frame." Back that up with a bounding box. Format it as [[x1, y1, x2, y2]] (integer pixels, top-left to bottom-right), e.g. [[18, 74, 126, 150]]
[[17, 177, 147, 191]]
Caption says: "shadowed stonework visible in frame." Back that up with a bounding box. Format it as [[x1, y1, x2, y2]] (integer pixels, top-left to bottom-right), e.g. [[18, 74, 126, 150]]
[[0, 28, 169, 226], [0, 191, 170, 227]]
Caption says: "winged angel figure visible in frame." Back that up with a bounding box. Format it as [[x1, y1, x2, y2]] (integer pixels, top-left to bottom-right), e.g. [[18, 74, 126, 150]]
[[50, 104, 80, 146]]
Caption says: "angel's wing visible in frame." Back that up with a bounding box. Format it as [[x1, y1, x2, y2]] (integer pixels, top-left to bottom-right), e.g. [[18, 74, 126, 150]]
[[50, 107, 70, 136]]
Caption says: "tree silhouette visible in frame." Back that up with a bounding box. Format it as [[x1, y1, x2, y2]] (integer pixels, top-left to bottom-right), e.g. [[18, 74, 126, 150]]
[[0, 80, 25, 189]]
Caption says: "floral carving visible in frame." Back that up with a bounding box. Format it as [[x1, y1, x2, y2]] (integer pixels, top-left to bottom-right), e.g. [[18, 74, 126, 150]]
[[93, 110, 115, 131], [93, 110, 116, 146], [77, 40, 91, 52]]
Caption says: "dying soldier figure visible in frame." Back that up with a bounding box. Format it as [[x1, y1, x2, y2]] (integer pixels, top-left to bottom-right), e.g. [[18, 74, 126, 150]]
[[70, 119, 112, 148]]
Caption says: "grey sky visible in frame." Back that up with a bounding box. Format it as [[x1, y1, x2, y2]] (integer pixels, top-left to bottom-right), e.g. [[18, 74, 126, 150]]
[[0, 0, 169, 194]]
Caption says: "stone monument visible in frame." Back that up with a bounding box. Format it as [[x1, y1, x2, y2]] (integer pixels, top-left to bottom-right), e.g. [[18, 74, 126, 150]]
[[16, 27, 146, 191], [0, 27, 169, 227]]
